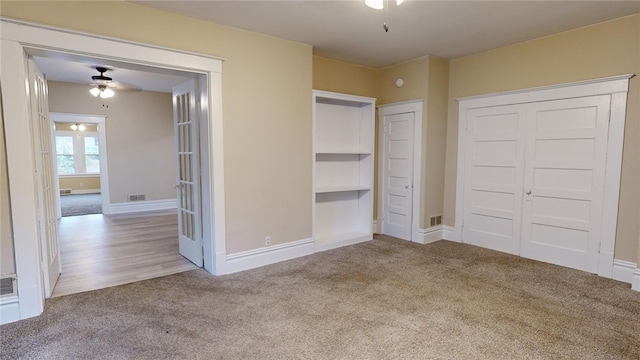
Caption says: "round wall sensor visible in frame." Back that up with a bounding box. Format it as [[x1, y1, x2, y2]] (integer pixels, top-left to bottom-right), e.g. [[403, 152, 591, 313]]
[[395, 78, 404, 88]]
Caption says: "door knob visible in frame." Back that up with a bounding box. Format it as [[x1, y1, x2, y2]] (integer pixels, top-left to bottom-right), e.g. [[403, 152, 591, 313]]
[[405, 184, 410, 189]]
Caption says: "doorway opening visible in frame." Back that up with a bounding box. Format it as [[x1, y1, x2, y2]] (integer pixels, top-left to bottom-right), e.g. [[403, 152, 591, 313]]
[[2, 18, 225, 321], [50, 113, 108, 218], [32, 53, 201, 297]]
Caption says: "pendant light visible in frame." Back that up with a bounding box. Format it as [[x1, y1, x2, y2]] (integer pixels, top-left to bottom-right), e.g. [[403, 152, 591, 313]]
[[90, 84, 115, 99]]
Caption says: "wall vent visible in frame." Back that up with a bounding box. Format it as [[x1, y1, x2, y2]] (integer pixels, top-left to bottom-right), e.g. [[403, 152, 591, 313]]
[[430, 215, 442, 227], [59, 188, 72, 195], [128, 194, 146, 202], [0, 276, 16, 297]]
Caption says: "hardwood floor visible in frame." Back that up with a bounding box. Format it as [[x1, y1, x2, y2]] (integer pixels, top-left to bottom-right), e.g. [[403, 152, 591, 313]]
[[53, 212, 198, 297]]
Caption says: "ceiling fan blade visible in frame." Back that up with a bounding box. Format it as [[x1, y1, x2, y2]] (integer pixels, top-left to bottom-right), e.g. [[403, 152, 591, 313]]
[[108, 81, 142, 92]]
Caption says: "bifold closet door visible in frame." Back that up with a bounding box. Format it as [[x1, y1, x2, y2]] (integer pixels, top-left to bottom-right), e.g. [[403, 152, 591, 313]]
[[520, 95, 611, 273], [462, 105, 526, 255]]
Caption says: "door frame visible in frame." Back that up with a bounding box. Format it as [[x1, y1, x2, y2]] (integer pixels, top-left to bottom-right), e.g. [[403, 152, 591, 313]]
[[454, 75, 633, 279], [377, 100, 424, 242], [50, 113, 110, 217], [1, 18, 226, 321]]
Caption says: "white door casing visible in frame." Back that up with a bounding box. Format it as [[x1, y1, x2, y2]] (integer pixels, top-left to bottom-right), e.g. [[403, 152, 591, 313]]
[[381, 112, 415, 240], [455, 75, 632, 278], [27, 58, 61, 298], [377, 100, 423, 242], [1, 18, 225, 322], [174, 79, 203, 267], [520, 95, 611, 273], [462, 105, 526, 255]]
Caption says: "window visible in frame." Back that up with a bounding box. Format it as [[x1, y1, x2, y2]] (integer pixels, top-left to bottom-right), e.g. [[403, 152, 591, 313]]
[[55, 131, 100, 175]]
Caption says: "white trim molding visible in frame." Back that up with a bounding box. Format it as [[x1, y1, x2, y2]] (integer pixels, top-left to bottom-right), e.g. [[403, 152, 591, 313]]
[[377, 100, 424, 241], [108, 199, 177, 215], [454, 75, 633, 280], [412, 226, 444, 244], [612, 259, 636, 284], [633, 269, 640, 292], [442, 225, 457, 242], [0, 296, 21, 325], [226, 238, 314, 274], [372, 220, 380, 234]]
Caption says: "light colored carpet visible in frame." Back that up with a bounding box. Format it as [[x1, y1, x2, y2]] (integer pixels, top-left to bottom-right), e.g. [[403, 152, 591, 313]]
[[60, 194, 102, 217], [1, 235, 639, 359]]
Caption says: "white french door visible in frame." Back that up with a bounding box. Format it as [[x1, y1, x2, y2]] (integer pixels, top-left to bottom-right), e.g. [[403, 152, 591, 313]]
[[462, 94, 613, 272], [28, 58, 61, 297], [381, 112, 414, 240], [462, 105, 526, 255], [173, 80, 203, 267], [520, 95, 610, 273]]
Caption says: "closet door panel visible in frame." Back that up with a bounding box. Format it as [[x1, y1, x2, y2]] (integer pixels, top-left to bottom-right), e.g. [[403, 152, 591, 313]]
[[462, 105, 526, 255], [520, 95, 610, 272]]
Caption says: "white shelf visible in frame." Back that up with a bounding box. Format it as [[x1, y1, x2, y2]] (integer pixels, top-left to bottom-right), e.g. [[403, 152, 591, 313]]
[[313, 90, 376, 252], [315, 186, 371, 193], [316, 151, 371, 155]]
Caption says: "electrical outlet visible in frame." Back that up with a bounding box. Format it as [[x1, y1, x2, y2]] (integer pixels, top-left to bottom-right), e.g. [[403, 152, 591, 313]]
[[265, 236, 271, 246]]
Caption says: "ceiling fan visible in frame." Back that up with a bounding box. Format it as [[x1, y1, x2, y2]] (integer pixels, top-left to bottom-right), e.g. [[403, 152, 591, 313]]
[[88, 66, 141, 98]]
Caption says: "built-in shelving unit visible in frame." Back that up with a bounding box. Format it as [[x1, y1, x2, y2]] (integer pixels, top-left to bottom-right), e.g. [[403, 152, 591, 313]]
[[313, 90, 376, 251]]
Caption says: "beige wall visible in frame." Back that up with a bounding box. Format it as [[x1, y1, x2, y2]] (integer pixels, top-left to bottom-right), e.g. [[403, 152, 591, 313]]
[[1, 1, 313, 254], [0, 97, 15, 276], [444, 14, 640, 263], [47, 81, 175, 203], [59, 176, 101, 193], [313, 56, 377, 98], [377, 56, 449, 228], [377, 56, 430, 105], [425, 57, 449, 223]]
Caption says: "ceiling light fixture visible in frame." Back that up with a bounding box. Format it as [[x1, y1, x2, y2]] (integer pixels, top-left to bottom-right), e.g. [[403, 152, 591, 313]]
[[366, 0, 405, 32], [89, 84, 115, 99], [365, 0, 384, 10], [70, 123, 86, 131], [366, 0, 403, 10]]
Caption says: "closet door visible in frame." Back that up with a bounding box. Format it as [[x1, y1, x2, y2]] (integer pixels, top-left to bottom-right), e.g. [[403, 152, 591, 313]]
[[462, 105, 526, 255], [520, 95, 611, 273]]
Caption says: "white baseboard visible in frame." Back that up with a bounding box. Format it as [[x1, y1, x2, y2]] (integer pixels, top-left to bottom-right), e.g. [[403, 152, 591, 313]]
[[0, 296, 20, 325], [412, 225, 443, 244], [612, 259, 636, 284], [633, 269, 640, 292], [71, 189, 101, 195], [442, 225, 457, 242], [598, 251, 615, 278], [226, 238, 314, 274], [108, 199, 177, 215]]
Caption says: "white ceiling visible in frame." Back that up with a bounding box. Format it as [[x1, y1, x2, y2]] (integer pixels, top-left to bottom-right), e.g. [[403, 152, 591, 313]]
[[33, 55, 193, 93], [131, 0, 640, 68]]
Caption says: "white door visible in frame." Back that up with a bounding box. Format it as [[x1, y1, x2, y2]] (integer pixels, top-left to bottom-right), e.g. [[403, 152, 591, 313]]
[[173, 80, 203, 266], [382, 112, 414, 240], [462, 105, 526, 255], [28, 58, 61, 297], [520, 96, 610, 272]]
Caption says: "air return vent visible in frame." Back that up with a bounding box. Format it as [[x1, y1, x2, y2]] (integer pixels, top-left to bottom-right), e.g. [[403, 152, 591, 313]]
[[430, 215, 442, 227], [60, 188, 72, 195], [0, 276, 16, 296], [128, 194, 146, 202]]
